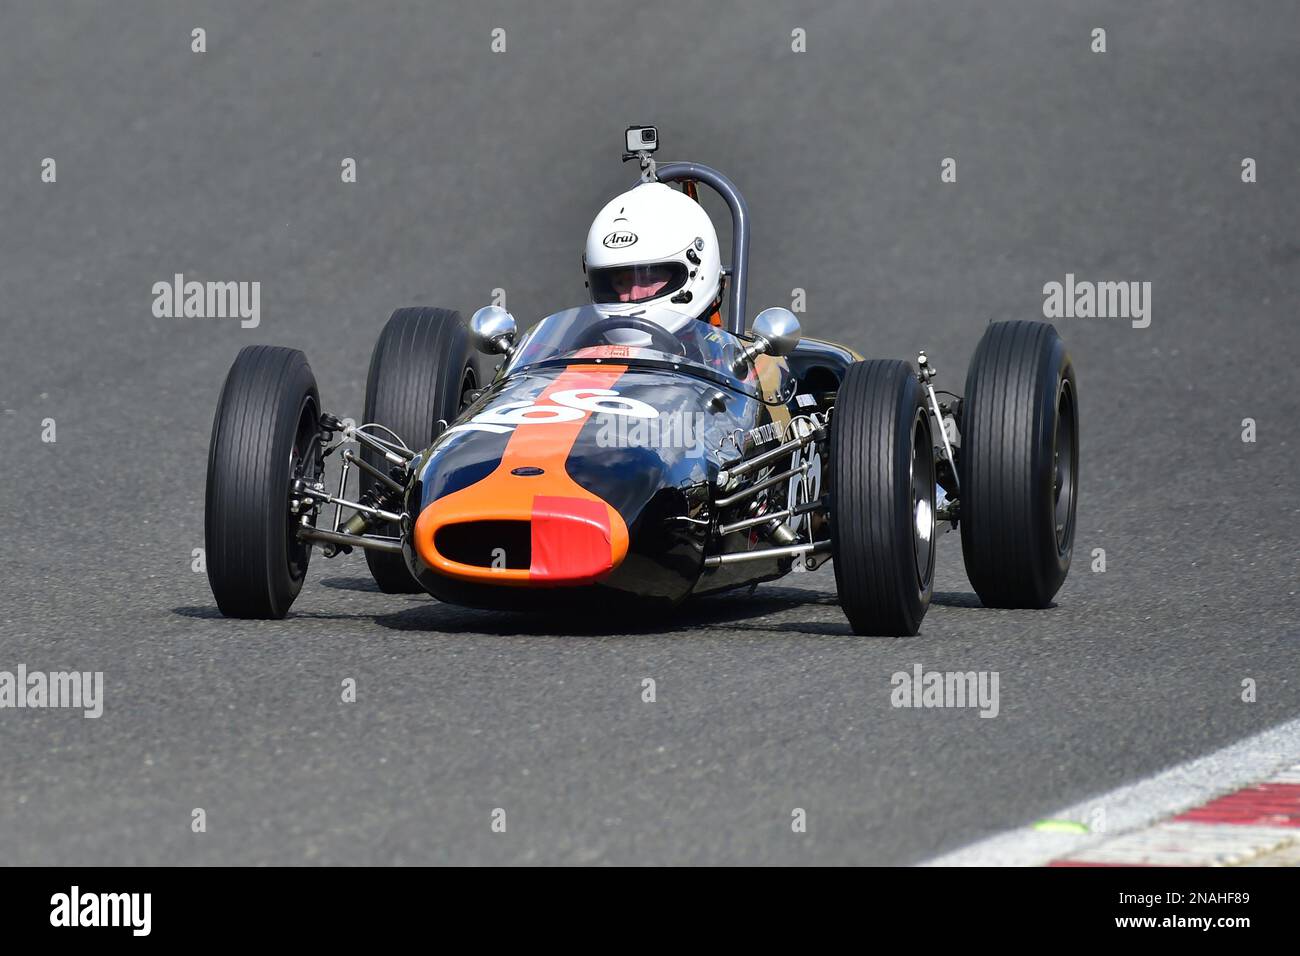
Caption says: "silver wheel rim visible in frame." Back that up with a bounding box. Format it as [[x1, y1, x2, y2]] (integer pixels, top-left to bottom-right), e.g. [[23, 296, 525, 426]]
[[1052, 379, 1077, 555], [911, 408, 936, 592]]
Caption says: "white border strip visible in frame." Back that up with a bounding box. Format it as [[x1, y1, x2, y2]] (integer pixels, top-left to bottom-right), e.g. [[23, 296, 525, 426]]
[[1057, 821, 1300, 866], [924, 716, 1300, 866]]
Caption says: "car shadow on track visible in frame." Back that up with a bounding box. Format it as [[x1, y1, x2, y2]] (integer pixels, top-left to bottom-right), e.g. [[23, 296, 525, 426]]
[[173, 605, 225, 620], [931, 590, 986, 609], [174, 585, 993, 635], [319, 576, 385, 592], [171, 605, 394, 623], [367, 585, 848, 637], [321, 576, 988, 607]]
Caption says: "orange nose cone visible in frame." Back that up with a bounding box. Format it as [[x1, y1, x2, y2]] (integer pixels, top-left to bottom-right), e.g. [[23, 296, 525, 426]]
[[413, 493, 628, 587], [413, 362, 632, 587]]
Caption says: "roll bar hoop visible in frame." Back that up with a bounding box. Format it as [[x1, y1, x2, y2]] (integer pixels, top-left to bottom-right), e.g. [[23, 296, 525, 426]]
[[633, 162, 750, 335]]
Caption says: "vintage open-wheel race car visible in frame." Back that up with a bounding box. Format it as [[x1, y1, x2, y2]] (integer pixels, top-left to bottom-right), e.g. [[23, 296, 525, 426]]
[[203, 130, 1078, 635]]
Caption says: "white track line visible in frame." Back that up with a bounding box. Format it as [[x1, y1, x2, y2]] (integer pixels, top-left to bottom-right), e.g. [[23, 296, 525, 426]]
[[924, 716, 1300, 866]]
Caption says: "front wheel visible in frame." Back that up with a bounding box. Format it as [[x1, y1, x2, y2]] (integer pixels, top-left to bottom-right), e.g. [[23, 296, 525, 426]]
[[362, 307, 476, 592], [830, 360, 936, 636], [960, 320, 1078, 608], [204, 346, 322, 619]]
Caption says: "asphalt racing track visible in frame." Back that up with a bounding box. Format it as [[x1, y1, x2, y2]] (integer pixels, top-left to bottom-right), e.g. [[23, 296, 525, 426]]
[[0, 1, 1296, 864]]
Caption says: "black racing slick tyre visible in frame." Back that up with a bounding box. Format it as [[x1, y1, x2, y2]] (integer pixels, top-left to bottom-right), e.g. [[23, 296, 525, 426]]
[[205, 346, 322, 619], [361, 307, 476, 593], [960, 320, 1078, 608], [830, 360, 936, 636]]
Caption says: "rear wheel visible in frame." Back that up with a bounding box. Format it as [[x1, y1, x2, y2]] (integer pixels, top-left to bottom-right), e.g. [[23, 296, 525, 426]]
[[960, 320, 1078, 607], [362, 307, 476, 592], [830, 360, 935, 636], [205, 346, 322, 619]]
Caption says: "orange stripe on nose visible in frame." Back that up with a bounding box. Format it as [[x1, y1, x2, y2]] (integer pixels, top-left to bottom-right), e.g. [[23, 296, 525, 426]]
[[413, 365, 631, 586]]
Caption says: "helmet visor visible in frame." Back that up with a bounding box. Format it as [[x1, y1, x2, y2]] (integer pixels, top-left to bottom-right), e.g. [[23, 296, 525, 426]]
[[589, 261, 689, 305]]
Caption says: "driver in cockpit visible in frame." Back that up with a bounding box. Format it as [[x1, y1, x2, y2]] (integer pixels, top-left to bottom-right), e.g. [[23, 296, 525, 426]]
[[581, 181, 726, 343]]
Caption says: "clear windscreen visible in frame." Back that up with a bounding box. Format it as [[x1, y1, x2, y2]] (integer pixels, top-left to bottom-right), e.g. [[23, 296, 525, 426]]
[[504, 306, 755, 387]]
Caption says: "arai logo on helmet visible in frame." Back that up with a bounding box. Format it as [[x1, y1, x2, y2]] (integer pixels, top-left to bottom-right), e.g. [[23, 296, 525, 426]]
[[602, 231, 638, 249]]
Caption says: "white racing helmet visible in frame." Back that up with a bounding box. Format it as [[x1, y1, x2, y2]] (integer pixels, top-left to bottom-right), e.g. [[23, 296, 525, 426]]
[[583, 182, 722, 334]]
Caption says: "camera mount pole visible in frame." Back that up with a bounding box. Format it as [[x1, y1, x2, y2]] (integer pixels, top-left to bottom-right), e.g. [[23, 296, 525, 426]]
[[621, 149, 658, 182]]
